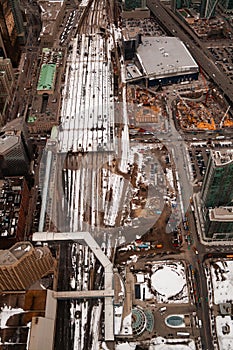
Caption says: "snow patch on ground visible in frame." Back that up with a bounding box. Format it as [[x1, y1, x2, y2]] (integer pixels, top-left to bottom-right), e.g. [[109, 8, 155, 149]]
[[100, 342, 111, 350], [116, 337, 196, 350], [0, 305, 24, 328], [121, 312, 132, 335]]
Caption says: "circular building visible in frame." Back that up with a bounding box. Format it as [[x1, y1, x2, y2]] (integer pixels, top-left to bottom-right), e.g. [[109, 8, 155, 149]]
[[132, 308, 147, 336], [151, 265, 185, 298]]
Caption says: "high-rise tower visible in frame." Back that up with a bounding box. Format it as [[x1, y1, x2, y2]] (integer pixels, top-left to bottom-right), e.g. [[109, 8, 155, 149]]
[[0, 118, 32, 177], [0, 0, 25, 66], [219, 0, 233, 12], [0, 30, 7, 58], [200, 149, 233, 239], [0, 57, 15, 125], [8, 0, 25, 44], [201, 150, 233, 208], [0, 242, 54, 291]]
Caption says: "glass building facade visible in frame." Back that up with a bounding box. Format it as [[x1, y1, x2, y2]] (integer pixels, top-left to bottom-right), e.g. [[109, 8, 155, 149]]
[[201, 150, 233, 239], [201, 150, 233, 208]]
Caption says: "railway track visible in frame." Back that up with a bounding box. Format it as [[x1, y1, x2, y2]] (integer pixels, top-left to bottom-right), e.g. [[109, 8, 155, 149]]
[[48, 0, 122, 347]]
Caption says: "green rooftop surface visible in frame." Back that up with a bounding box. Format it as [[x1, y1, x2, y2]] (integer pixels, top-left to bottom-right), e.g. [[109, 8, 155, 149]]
[[27, 116, 37, 123], [42, 48, 50, 53], [37, 64, 56, 91]]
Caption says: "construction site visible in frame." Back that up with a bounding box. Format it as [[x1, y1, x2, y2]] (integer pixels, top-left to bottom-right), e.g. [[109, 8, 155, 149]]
[[175, 87, 233, 131], [127, 85, 168, 132]]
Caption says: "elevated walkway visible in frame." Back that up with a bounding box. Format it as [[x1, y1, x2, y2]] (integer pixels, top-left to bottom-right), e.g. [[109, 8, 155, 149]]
[[33, 231, 114, 341], [53, 289, 114, 299]]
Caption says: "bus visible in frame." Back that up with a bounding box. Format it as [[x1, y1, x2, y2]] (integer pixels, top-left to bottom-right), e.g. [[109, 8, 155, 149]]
[[177, 332, 190, 337]]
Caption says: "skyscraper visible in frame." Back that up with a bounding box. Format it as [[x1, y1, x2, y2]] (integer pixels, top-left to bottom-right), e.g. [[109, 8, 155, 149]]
[[0, 177, 30, 245], [0, 118, 32, 177], [0, 30, 7, 58], [0, 242, 54, 291], [204, 207, 233, 239], [0, 57, 15, 125], [0, 0, 24, 66], [201, 150, 233, 208], [8, 0, 25, 44], [219, 0, 233, 12], [200, 149, 233, 239]]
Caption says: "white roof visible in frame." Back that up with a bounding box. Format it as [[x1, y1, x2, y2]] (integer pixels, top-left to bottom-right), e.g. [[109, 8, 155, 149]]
[[151, 265, 186, 298], [136, 36, 198, 78], [216, 315, 233, 350], [136, 273, 145, 283], [211, 260, 233, 304]]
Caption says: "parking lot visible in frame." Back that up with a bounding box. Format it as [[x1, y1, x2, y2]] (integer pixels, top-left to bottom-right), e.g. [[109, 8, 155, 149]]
[[122, 17, 166, 37], [188, 147, 208, 180], [208, 45, 233, 82]]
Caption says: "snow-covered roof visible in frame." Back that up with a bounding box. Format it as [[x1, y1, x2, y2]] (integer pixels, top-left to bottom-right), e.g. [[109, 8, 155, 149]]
[[136, 273, 145, 283], [209, 260, 233, 349], [210, 260, 233, 304], [216, 316, 233, 350], [151, 262, 187, 300], [0, 305, 24, 328]]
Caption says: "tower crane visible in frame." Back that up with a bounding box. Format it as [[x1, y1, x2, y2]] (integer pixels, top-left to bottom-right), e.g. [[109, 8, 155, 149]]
[[219, 105, 231, 129]]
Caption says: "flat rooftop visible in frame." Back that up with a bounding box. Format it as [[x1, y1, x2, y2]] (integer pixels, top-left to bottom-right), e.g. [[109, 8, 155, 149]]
[[209, 207, 233, 222], [0, 134, 20, 154], [136, 36, 198, 78], [37, 64, 56, 92], [0, 242, 32, 266], [212, 149, 233, 166], [39, 0, 64, 21]]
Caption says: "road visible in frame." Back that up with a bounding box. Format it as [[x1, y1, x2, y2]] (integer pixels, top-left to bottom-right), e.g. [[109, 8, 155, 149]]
[[185, 207, 233, 349], [55, 243, 73, 350], [188, 209, 212, 350], [156, 94, 193, 217]]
